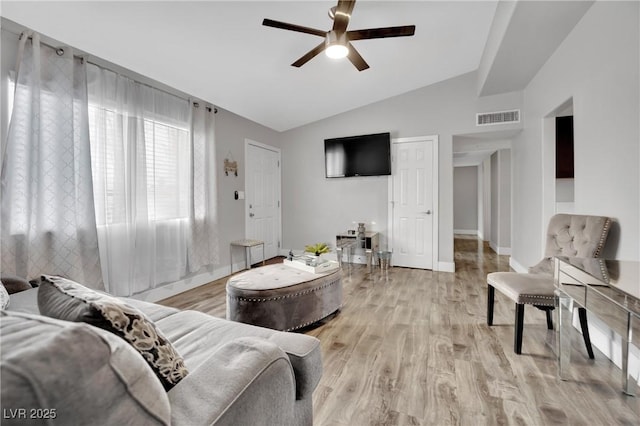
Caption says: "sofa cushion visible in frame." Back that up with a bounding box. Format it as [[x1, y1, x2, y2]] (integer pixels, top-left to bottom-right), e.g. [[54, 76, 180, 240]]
[[122, 297, 181, 323], [155, 309, 322, 400], [168, 337, 296, 426], [5, 287, 39, 314], [37, 275, 188, 390], [1, 311, 171, 425]]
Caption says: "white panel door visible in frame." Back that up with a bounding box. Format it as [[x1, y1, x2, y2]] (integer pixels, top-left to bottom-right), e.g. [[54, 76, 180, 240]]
[[392, 139, 434, 269], [246, 141, 281, 263]]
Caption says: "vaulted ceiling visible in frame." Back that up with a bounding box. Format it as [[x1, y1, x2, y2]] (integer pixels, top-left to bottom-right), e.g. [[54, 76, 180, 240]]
[[1, 1, 592, 133]]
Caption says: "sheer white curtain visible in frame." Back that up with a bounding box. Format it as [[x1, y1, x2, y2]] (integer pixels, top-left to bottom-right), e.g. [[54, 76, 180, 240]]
[[189, 103, 219, 271], [1, 33, 103, 288], [87, 64, 218, 296]]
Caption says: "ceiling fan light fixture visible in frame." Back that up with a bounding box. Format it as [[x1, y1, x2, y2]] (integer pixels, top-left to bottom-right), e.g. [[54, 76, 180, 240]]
[[325, 30, 348, 59], [328, 6, 337, 20], [326, 44, 349, 59], [263, 0, 415, 71]]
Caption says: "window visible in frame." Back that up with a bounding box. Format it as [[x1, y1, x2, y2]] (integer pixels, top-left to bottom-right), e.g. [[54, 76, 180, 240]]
[[88, 104, 190, 225], [143, 120, 190, 221], [2, 42, 215, 295]]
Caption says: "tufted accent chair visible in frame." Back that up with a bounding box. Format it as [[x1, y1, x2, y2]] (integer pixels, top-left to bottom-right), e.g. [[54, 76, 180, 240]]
[[486, 214, 612, 355]]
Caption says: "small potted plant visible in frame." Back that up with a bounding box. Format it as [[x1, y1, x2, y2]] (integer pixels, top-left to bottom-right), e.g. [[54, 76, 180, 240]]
[[304, 243, 330, 257]]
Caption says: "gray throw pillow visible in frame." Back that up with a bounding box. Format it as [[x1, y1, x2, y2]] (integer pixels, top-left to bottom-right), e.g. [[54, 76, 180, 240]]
[[37, 275, 188, 390], [0, 276, 32, 294]]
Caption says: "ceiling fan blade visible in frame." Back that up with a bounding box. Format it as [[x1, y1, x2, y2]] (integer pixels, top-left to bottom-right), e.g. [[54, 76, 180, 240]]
[[347, 43, 369, 71], [332, 0, 357, 34], [263, 18, 326, 38], [347, 25, 416, 41], [292, 41, 326, 67]]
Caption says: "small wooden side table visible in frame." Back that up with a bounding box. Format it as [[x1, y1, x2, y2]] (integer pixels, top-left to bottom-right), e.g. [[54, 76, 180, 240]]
[[230, 239, 265, 273]]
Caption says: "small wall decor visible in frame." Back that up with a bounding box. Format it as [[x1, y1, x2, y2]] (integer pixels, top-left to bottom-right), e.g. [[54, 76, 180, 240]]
[[224, 151, 238, 176]]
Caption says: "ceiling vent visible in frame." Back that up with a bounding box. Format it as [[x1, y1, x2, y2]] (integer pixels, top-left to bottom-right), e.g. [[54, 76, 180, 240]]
[[476, 109, 520, 126]]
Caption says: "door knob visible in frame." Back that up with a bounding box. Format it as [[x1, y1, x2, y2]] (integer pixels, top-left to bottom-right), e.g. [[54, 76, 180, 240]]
[[422, 210, 432, 215], [249, 213, 255, 217]]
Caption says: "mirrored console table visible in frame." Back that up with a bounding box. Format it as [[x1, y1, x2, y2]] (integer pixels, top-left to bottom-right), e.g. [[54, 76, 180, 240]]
[[554, 256, 640, 395], [336, 231, 379, 269]]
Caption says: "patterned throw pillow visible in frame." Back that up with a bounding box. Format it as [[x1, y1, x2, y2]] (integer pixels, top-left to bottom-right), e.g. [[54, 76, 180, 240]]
[[0, 281, 10, 310], [37, 275, 188, 390]]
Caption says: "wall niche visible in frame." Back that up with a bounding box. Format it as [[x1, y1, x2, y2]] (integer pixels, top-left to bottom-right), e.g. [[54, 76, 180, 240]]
[[556, 115, 574, 178]]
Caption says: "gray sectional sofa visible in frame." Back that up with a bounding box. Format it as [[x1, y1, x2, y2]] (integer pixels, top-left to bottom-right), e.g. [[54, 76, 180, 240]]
[[1, 286, 323, 425]]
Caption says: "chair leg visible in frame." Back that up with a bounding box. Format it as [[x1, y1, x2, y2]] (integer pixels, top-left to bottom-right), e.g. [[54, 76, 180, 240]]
[[546, 309, 554, 330], [533, 305, 554, 330], [578, 307, 595, 359], [487, 285, 495, 326], [514, 303, 525, 354]]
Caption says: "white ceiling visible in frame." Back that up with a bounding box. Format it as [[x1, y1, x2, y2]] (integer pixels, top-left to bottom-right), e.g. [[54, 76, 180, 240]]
[[1, 1, 498, 132], [478, 0, 593, 96]]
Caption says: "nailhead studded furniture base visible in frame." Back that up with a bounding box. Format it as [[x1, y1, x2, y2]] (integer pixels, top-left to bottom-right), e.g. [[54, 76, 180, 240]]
[[226, 264, 342, 331]]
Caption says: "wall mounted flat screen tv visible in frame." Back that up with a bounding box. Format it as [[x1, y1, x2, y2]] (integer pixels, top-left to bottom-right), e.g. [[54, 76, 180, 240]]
[[324, 132, 391, 178]]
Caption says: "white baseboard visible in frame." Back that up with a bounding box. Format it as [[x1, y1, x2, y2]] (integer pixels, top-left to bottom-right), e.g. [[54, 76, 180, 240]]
[[509, 257, 527, 273], [489, 241, 511, 256], [130, 264, 238, 303], [454, 229, 478, 235], [437, 261, 456, 272]]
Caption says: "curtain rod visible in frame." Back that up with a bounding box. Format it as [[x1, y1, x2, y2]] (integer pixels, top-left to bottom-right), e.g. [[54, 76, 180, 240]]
[[14, 30, 217, 114]]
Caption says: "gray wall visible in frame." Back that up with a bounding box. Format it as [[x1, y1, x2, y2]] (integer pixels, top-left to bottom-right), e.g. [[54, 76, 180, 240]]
[[509, 1, 638, 374], [453, 166, 478, 233], [490, 153, 499, 246], [480, 157, 491, 242], [511, 1, 639, 267], [214, 108, 281, 267], [280, 73, 522, 267], [489, 149, 511, 254], [498, 149, 511, 251]]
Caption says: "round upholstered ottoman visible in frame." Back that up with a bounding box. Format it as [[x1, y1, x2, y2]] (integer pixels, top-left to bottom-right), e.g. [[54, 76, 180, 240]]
[[226, 264, 342, 331]]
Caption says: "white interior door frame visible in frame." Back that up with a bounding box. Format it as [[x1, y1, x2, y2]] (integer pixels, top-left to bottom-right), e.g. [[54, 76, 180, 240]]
[[244, 139, 282, 260], [387, 135, 439, 270]]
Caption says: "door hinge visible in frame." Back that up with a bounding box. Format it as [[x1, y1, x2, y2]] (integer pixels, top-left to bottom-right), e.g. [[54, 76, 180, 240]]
[[278, 241, 281, 248], [278, 200, 280, 208], [277, 160, 280, 167]]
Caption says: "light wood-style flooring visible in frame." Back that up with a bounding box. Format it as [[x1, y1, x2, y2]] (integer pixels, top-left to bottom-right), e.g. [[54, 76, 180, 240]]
[[160, 237, 640, 425]]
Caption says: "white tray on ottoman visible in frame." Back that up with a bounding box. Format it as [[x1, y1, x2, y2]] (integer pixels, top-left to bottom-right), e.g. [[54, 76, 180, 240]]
[[283, 258, 339, 274], [226, 264, 342, 331]]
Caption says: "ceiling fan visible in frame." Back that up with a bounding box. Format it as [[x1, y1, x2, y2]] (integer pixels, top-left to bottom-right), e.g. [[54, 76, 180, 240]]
[[262, 0, 416, 71]]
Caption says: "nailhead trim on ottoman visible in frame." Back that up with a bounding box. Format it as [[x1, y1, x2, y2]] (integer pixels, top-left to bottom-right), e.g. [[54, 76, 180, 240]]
[[226, 264, 343, 331]]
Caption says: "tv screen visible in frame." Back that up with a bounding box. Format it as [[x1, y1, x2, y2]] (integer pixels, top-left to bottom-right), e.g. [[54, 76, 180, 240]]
[[324, 132, 391, 178]]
